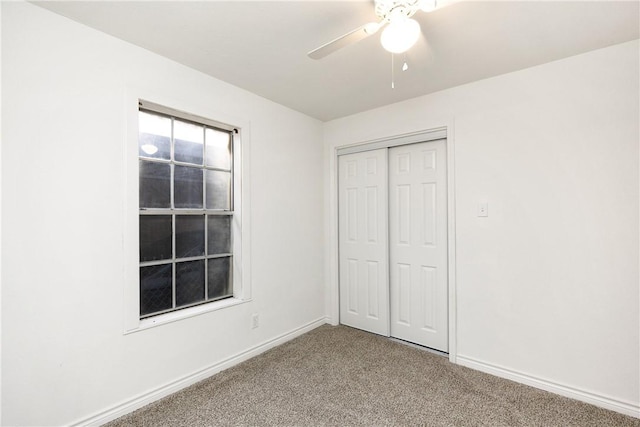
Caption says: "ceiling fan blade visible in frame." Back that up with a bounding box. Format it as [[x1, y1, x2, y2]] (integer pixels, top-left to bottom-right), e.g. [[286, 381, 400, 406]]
[[308, 22, 382, 60]]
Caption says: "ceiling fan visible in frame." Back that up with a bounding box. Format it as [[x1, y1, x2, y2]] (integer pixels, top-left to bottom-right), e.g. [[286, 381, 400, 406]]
[[308, 0, 439, 60]]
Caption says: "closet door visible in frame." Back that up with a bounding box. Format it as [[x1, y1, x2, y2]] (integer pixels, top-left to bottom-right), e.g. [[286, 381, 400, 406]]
[[389, 140, 448, 351], [338, 149, 389, 336]]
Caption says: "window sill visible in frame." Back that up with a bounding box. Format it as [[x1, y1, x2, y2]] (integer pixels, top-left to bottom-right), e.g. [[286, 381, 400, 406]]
[[125, 297, 250, 334]]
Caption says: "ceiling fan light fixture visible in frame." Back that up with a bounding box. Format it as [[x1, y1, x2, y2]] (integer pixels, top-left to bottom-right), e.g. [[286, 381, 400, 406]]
[[380, 18, 420, 54]]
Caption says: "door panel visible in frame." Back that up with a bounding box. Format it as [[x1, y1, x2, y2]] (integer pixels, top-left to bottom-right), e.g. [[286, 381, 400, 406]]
[[338, 149, 389, 336], [389, 140, 448, 351]]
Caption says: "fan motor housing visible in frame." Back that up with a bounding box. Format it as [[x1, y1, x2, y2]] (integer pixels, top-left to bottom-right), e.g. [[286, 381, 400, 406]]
[[374, 0, 423, 21]]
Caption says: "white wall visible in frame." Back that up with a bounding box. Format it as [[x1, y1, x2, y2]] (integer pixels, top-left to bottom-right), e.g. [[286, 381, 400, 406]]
[[324, 40, 639, 415], [1, 2, 325, 426], [3, 1, 639, 424]]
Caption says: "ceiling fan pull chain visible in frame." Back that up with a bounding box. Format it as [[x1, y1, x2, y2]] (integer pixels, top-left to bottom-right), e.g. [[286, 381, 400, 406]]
[[403, 53, 409, 71], [391, 53, 395, 89]]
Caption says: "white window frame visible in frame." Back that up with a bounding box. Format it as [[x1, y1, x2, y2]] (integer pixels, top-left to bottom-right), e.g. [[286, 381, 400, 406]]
[[123, 89, 252, 333]]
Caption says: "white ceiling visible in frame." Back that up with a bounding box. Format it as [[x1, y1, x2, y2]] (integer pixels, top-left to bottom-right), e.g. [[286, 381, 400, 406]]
[[34, 1, 639, 122]]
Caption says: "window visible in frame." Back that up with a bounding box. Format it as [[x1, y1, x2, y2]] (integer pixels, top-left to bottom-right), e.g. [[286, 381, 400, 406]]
[[138, 103, 236, 319]]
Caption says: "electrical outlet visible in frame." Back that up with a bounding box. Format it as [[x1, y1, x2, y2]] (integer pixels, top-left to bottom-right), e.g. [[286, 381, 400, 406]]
[[251, 313, 259, 329], [478, 202, 489, 217]]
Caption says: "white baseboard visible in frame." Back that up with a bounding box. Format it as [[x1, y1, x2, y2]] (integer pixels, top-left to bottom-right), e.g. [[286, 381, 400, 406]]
[[456, 355, 640, 419], [72, 316, 329, 427]]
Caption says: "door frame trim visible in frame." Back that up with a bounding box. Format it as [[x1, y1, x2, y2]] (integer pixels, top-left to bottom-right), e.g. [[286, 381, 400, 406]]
[[327, 126, 458, 363], [336, 127, 447, 156]]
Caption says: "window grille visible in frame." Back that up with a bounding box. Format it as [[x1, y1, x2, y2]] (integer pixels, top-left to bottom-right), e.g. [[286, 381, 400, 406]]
[[138, 104, 234, 318]]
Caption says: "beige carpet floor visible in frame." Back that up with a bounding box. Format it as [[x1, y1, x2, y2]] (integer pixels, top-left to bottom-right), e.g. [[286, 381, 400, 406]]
[[106, 325, 639, 426]]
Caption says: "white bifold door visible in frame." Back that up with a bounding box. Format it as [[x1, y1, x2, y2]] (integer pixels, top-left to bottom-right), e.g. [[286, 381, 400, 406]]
[[338, 140, 448, 352]]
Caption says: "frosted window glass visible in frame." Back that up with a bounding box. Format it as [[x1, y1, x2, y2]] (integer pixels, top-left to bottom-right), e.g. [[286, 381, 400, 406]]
[[205, 128, 231, 170], [139, 215, 172, 261], [140, 264, 173, 316], [138, 106, 237, 319], [139, 161, 171, 208], [208, 215, 231, 255], [208, 257, 232, 300], [176, 260, 205, 307], [175, 215, 205, 258], [139, 111, 171, 160], [174, 165, 203, 208], [205, 170, 231, 210], [175, 120, 204, 165]]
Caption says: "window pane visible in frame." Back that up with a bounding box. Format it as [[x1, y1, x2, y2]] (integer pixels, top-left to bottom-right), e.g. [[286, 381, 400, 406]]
[[140, 263, 173, 316], [139, 111, 171, 160], [205, 170, 231, 210], [208, 215, 231, 255], [208, 257, 232, 300], [139, 215, 172, 262], [176, 260, 205, 307], [174, 165, 203, 208], [205, 128, 231, 170], [175, 120, 203, 165], [139, 161, 171, 208], [138, 106, 238, 319], [175, 215, 204, 258]]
